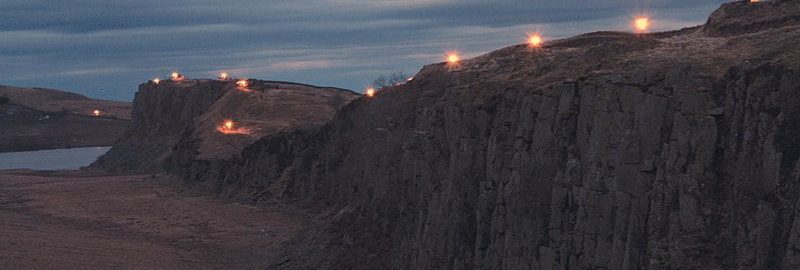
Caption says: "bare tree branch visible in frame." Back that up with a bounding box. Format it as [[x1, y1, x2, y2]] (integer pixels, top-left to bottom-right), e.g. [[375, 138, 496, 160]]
[[372, 72, 409, 89]]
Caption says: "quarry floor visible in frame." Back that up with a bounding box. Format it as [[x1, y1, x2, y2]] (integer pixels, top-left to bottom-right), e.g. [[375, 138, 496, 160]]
[[0, 170, 304, 269]]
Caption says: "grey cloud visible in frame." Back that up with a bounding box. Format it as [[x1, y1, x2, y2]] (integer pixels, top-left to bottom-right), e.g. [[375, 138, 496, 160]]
[[0, 0, 727, 100]]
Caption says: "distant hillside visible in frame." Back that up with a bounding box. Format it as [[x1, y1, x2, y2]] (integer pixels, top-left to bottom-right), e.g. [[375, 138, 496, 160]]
[[0, 85, 131, 119], [0, 85, 131, 152]]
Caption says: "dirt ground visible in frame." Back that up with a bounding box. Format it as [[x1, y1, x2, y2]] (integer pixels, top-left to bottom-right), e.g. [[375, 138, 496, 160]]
[[0, 170, 305, 269]]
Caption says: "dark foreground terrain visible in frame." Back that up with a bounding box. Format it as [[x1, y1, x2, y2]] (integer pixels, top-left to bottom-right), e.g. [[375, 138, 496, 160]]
[[0, 170, 304, 269]]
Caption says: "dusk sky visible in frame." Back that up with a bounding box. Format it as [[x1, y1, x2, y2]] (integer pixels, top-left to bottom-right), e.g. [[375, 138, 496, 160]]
[[1, 0, 727, 101]]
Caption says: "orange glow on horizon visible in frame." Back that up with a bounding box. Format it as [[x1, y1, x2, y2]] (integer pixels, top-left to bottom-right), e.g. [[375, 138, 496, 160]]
[[219, 72, 229, 80], [365, 87, 376, 97], [750, 0, 759, 2], [633, 16, 651, 32], [528, 34, 543, 47]]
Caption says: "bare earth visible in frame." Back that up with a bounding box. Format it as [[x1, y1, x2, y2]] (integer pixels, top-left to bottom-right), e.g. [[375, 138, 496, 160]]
[[0, 170, 304, 269]]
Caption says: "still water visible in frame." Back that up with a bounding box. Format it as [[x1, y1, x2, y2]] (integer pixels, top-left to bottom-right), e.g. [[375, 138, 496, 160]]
[[0, 147, 110, 170]]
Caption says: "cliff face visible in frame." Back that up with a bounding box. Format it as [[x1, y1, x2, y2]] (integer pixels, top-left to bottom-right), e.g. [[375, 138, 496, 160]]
[[166, 1, 800, 269], [93, 79, 357, 173], [98, 0, 800, 268], [93, 80, 229, 172]]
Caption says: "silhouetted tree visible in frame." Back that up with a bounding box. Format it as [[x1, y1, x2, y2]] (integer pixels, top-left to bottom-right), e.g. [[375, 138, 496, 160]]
[[372, 72, 409, 89]]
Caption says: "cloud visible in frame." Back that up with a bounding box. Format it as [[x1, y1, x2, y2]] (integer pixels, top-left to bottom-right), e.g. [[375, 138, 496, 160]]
[[269, 60, 336, 71], [0, 0, 728, 100]]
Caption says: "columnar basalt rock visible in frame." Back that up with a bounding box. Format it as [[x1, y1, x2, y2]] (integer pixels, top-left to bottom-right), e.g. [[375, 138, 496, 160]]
[[173, 1, 800, 269], [101, 1, 800, 269], [93, 79, 358, 173], [93, 80, 230, 172]]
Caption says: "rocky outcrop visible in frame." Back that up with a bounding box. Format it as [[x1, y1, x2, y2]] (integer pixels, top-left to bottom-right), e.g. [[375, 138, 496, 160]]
[[93, 79, 358, 173], [163, 81, 359, 191], [161, 1, 800, 269], [93, 80, 229, 172], [96, 0, 800, 268], [705, 0, 800, 37]]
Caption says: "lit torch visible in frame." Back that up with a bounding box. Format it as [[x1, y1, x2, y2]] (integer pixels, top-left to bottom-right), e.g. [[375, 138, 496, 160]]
[[447, 53, 460, 65], [236, 79, 249, 88], [153, 78, 160, 85], [171, 72, 185, 81], [93, 109, 101, 116], [633, 16, 650, 33], [365, 87, 376, 97], [445, 51, 462, 70], [219, 72, 229, 80], [217, 119, 251, 134], [528, 33, 543, 48]]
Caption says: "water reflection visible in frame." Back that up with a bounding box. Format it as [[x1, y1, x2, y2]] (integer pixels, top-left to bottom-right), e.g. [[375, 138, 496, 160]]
[[0, 147, 110, 171]]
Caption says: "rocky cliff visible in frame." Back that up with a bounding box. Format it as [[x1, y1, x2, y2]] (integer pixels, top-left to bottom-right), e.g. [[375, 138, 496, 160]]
[[102, 0, 800, 269], [157, 1, 800, 269], [93, 79, 358, 173]]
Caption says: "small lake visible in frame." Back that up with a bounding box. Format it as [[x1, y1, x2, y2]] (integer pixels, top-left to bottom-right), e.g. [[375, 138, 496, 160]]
[[0, 147, 111, 171]]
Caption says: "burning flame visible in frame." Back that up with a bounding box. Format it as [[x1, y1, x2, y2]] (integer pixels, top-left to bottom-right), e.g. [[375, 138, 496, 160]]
[[153, 78, 160, 85], [528, 34, 543, 48], [235, 79, 252, 92], [750, 0, 759, 2], [219, 72, 229, 80], [365, 87, 376, 97], [171, 72, 185, 81], [447, 53, 460, 65], [236, 79, 249, 88], [633, 16, 650, 32], [217, 119, 251, 135], [92, 109, 101, 116], [445, 51, 462, 70]]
